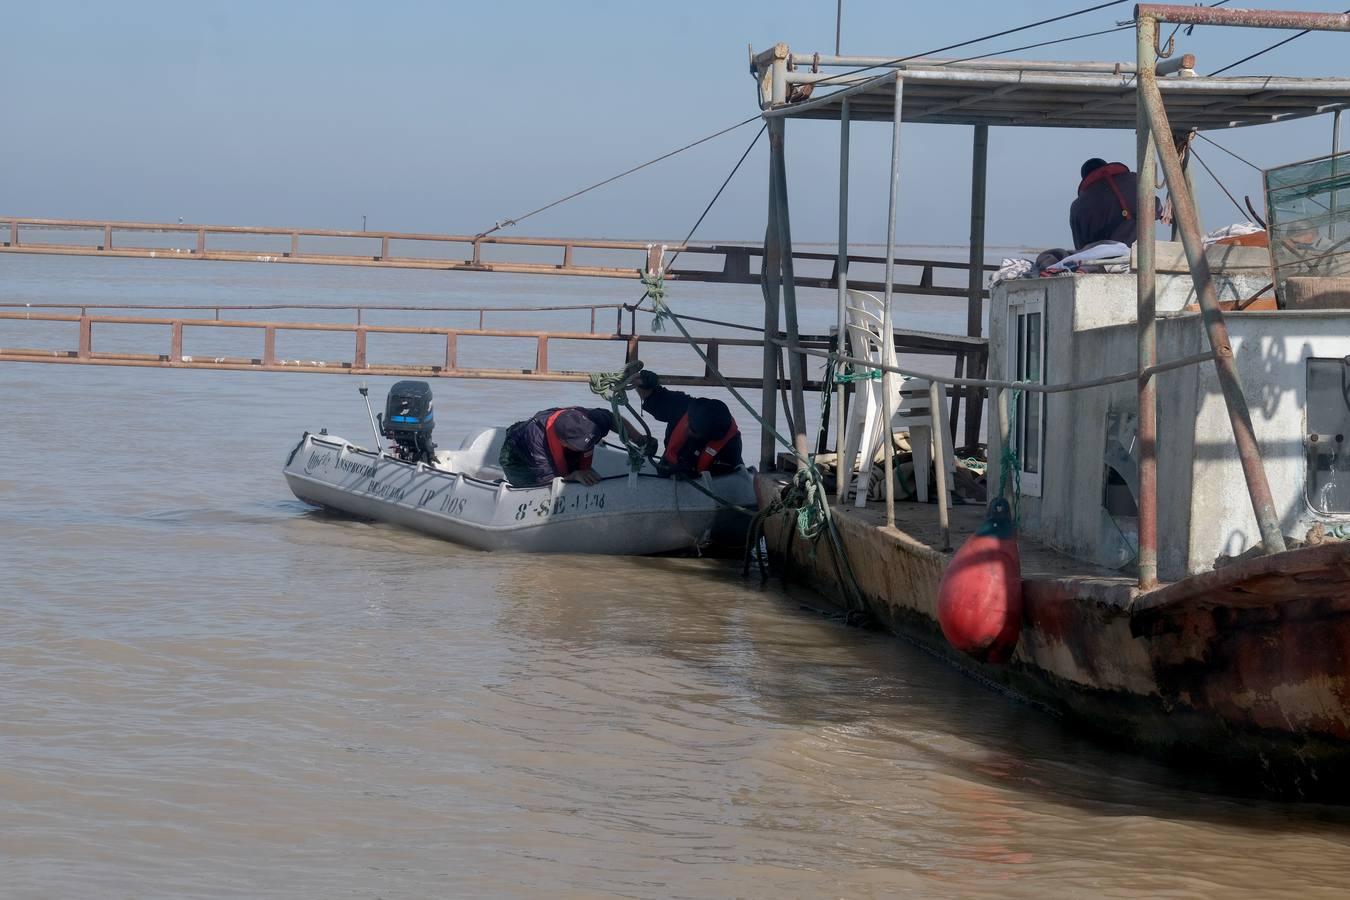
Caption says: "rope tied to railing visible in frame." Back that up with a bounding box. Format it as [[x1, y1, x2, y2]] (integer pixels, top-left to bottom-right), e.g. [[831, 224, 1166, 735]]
[[834, 368, 882, 384], [640, 269, 670, 332]]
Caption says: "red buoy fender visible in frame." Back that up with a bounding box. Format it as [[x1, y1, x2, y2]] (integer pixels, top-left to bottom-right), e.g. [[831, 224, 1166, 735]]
[[937, 498, 1022, 663]]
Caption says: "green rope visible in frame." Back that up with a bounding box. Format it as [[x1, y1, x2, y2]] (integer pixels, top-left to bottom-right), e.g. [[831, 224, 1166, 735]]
[[637, 296, 866, 614], [834, 369, 882, 384], [640, 270, 671, 332], [589, 360, 654, 473]]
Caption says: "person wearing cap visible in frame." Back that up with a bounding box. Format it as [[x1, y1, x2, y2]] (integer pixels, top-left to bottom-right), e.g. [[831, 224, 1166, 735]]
[[498, 406, 651, 487], [634, 371, 744, 477], [1070, 157, 1150, 250]]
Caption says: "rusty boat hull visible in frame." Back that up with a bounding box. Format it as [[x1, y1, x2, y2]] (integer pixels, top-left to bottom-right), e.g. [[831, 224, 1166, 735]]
[[759, 476, 1350, 799]]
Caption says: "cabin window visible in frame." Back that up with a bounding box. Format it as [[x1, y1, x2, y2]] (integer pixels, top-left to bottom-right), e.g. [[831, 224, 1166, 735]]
[[1306, 357, 1350, 514], [1006, 294, 1046, 497]]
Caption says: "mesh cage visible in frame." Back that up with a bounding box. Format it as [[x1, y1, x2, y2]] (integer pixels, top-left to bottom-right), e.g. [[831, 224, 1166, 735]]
[[1266, 151, 1350, 301]]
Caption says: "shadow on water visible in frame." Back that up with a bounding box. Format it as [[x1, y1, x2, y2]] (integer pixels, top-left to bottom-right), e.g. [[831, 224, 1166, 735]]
[[484, 549, 1350, 836]]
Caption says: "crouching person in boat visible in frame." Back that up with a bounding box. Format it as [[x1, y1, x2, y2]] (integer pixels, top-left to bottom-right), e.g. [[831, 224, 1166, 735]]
[[634, 371, 744, 477], [498, 406, 651, 487]]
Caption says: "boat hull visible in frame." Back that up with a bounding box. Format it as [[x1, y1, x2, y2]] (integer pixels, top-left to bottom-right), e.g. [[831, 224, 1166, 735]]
[[283, 432, 756, 555], [757, 474, 1350, 798]]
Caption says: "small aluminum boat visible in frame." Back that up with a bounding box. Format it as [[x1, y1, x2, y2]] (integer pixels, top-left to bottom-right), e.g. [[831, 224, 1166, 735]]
[[282, 427, 758, 555]]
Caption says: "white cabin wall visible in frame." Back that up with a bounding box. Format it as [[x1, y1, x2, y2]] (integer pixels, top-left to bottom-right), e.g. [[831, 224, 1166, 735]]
[[1185, 314, 1350, 572]]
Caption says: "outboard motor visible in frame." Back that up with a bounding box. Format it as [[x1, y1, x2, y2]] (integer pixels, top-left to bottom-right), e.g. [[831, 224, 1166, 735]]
[[382, 380, 436, 464]]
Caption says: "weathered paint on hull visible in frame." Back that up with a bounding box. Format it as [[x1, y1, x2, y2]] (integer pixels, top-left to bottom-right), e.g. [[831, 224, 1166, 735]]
[[756, 475, 1350, 798]]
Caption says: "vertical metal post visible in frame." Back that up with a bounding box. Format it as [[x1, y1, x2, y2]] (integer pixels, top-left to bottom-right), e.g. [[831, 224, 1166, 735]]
[[835, 99, 852, 499], [1333, 110, 1342, 240], [929, 380, 952, 551], [770, 43, 789, 105], [1137, 18, 1160, 588], [880, 72, 904, 529], [963, 124, 989, 450], [535, 336, 549, 373], [768, 118, 810, 460], [444, 332, 458, 371], [994, 387, 1011, 500], [354, 327, 367, 369], [1139, 22, 1286, 557], [760, 152, 783, 471]]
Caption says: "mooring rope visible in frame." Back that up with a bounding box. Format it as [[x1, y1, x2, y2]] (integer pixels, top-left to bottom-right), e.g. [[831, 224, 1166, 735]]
[[636, 269, 868, 615]]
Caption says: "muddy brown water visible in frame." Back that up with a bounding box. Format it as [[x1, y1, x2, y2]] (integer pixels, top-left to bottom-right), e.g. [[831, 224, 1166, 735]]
[[5, 255, 1350, 898]]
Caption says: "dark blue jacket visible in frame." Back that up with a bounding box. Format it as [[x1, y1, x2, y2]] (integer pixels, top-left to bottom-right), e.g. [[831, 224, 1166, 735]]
[[500, 407, 614, 486], [641, 387, 744, 476]]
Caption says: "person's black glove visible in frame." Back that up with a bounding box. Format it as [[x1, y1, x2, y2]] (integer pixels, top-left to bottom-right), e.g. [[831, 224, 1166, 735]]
[[641, 435, 659, 458], [636, 369, 660, 392]]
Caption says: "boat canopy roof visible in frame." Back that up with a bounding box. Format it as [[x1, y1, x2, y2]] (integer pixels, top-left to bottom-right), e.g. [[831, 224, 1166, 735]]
[[755, 50, 1350, 131]]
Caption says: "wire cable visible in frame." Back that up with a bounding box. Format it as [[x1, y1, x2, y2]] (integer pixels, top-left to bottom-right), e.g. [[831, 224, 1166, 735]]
[[805, 0, 1132, 91], [1189, 146, 1252, 220], [945, 24, 1130, 64], [1194, 132, 1263, 171], [476, 115, 762, 237], [937, 0, 1232, 72], [1209, 7, 1350, 77], [666, 125, 767, 270], [626, 124, 767, 319], [477, 1, 1134, 237], [1164, 0, 1232, 45]]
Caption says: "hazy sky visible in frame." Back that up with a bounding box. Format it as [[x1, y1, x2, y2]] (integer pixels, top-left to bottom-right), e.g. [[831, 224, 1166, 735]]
[[4, 0, 1347, 248]]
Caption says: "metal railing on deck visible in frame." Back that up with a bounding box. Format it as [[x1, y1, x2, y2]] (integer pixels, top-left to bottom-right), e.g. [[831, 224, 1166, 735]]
[[778, 339, 1218, 553]]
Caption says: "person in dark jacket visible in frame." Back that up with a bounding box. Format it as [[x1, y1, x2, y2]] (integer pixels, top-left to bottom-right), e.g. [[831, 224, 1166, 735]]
[[635, 371, 744, 477], [1070, 157, 1152, 250], [498, 406, 650, 487]]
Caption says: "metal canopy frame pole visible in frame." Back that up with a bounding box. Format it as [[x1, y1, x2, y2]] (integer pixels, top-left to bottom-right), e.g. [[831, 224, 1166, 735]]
[[1136, 18, 1160, 588], [1333, 110, 1342, 240], [880, 72, 904, 529], [1137, 14, 1287, 557], [835, 99, 852, 499], [768, 118, 811, 459], [962, 124, 989, 450], [759, 164, 783, 472]]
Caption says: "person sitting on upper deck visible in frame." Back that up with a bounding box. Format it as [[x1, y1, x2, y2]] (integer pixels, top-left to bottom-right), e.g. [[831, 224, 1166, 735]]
[[1070, 158, 1157, 250], [499, 406, 652, 487], [635, 371, 744, 477]]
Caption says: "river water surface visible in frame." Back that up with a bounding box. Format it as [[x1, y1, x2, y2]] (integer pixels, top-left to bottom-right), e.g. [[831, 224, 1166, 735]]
[[5, 254, 1350, 898]]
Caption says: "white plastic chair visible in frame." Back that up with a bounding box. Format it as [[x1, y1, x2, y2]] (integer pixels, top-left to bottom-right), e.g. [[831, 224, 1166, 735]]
[[839, 290, 953, 506]]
